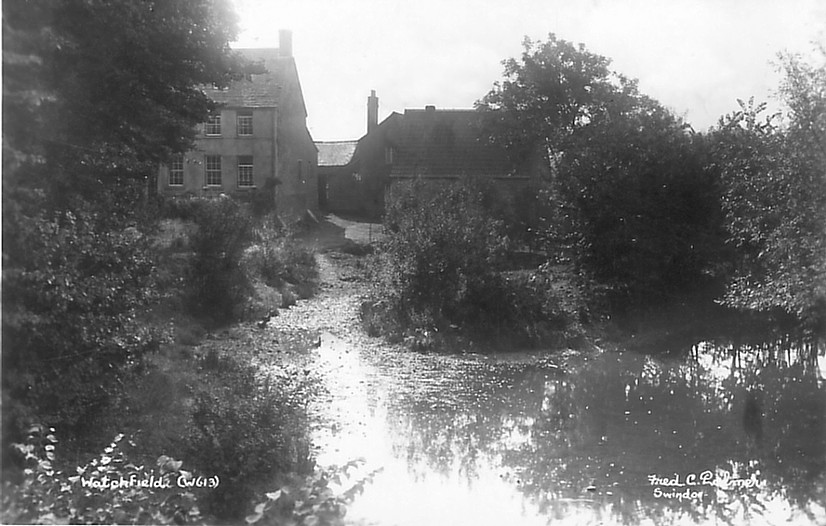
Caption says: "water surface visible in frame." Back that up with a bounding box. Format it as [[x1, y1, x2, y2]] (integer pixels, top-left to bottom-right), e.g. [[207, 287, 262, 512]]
[[310, 333, 825, 526]]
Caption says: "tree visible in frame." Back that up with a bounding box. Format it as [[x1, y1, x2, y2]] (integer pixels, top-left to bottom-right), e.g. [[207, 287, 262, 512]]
[[476, 34, 632, 165], [710, 50, 826, 329], [477, 34, 728, 310], [2, 0, 242, 439], [556, 99, 727, 308]]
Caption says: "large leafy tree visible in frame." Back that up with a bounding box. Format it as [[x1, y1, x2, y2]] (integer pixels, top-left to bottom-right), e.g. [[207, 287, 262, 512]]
[[477, 34, 726, 309], [2, 0, 241, 438], [710, 51, 826, 329], [556, 99, 726, 308], [476, 34, 620, 164]]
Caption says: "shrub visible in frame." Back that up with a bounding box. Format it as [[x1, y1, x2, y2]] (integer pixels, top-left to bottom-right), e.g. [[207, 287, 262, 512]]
[[369, 179, 584, 349], [246, 460, 382, 526], [186, 197, 253, 323], [1, 426, 203, 525], [379, 179, 508, 329], [186, 350, 315, 519], [242, 228, 318, 290], [247, 176, 281, 217], [2, 203, 157, 443]]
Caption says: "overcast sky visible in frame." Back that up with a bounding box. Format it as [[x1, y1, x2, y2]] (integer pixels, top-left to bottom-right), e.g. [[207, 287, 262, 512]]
[[232, 0, 825, 141]]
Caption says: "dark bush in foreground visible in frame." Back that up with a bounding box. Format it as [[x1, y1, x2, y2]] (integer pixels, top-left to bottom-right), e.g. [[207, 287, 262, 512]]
[[1, 428, 202, 525], [2, 198, 158, 445], [186, 349, 315, 519]]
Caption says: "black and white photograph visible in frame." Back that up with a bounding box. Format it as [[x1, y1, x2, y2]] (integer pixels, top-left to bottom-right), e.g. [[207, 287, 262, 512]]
[[2, 0, 825, 524]]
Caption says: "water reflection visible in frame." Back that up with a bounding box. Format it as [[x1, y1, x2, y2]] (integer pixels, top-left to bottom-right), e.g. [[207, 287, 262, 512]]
[[312, 335, 826, 525]]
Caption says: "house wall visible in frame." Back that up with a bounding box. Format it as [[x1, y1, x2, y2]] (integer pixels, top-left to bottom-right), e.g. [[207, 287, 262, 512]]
[[156, 45, 319, 224], [321, 165, 375, 217], [274, 127, 318, 219], [321, 115, 400, 218], [156, 98, 319, 223], [353, 122, 394, 217], [158, 107, 276, 197], [273, 62, 319, 220]]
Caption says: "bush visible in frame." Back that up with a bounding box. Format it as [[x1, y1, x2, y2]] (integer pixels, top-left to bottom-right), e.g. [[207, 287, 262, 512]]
[[242, 226, 318, 290], [379, 179, 508, 329], [246, 459, 382, 526], [186, 350, 315, 519], [2, 201, 158, 444], [1, 426, 203, 525], [247, 176, 280, 217], [186, 197, 253, 323], [369, 179, 585, 349]]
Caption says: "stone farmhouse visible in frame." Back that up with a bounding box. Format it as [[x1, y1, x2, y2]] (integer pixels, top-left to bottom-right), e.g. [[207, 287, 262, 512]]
[[157, 30, 318, 222], [317, 91, 544, 218]]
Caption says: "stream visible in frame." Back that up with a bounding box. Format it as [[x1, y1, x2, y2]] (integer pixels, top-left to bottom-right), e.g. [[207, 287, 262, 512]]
[[271, 251, 826, 526]]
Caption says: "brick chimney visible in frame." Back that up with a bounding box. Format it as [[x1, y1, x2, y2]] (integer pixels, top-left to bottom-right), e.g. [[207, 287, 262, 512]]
[[367, 90, 379, 133], [279, 29, 293, 57]]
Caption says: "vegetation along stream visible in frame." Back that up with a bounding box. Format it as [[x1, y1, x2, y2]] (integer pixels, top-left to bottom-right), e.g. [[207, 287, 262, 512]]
[[263, 248, 826, 526], [4, 3, 824, 524]]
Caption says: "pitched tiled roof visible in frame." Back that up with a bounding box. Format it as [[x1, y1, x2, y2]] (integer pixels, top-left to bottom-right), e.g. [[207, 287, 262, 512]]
[[388, 109, 518, 178], [201, 48, 289, 108], [316, 141, 358, 167]]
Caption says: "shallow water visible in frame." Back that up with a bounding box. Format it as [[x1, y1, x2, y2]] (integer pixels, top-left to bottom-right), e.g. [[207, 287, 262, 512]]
[[310, 334, 826, 526]]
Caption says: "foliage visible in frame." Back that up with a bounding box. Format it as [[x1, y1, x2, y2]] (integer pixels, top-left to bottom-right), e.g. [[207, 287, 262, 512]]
[[1, 197, 159, 438], [476, 33, 625, 163], [709, 50, 826, 328], [370, 179, 584, 348], [243, 225, 319, 290], [187, 197, 254, 323], [246, 460, 382, 526], [477, 34, 730, 312], [2, 0, 242, 450], [1, 426, 203, 525], [379, 179, 508, 329], [248, 177, 282, 217], [3, 0, 241, 178], [556, 99, 728, 308], [187, 350, 315, 519]]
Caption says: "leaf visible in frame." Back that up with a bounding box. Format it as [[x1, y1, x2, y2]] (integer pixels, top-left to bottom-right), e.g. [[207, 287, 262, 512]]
[[265, 490, 282, 501]]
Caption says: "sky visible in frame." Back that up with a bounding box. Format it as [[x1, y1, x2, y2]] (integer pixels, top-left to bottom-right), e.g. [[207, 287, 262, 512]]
[[231, 0, 826, 141]]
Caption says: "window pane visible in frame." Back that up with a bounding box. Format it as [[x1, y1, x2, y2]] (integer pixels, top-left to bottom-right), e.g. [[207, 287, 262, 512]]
[[205, 155, 222, 186], [205, 114, 221, 135], [238, 156, 254, 187], [169, 155, 184, 186], [237, 110, 253, 136]]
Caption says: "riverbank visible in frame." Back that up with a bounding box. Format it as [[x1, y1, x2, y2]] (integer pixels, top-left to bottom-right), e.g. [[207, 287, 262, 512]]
[[7, 213, 822, 525], [252, 220, 826, 526]]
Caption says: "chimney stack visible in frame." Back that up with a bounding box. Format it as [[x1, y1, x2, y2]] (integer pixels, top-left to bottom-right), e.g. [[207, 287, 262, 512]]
[[279, 29, 293, 57], [367, 90, 379, 133]]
